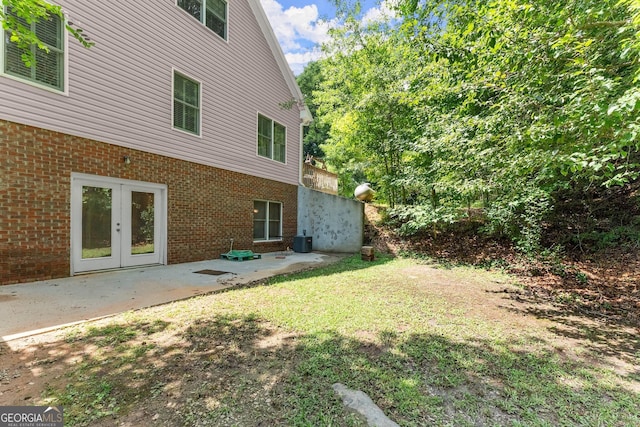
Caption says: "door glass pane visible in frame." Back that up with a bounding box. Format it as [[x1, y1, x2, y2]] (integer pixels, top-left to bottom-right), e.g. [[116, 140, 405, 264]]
[[131, 192, 155, 255], [82, 186, 112, 259]]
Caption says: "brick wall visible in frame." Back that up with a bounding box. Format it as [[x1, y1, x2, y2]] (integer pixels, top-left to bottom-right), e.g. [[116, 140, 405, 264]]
[[0, 119, 298, 285]]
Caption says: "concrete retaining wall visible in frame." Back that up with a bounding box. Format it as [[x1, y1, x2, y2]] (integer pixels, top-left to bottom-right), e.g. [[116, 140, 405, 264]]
[[297, 186, 364, 253]]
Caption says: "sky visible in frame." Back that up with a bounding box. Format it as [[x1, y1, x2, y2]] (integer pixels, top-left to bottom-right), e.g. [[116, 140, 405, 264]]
[[259, 0, 395, 75]]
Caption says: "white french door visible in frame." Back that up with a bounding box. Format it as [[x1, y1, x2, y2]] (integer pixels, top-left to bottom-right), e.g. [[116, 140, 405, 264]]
[[71, 175, 166, 274]]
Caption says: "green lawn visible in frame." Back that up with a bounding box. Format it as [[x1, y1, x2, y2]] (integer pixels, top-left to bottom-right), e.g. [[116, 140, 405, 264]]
[[82, 247, 111, 259], [82, 243, 154, 259], [42, 255, 639, 426]]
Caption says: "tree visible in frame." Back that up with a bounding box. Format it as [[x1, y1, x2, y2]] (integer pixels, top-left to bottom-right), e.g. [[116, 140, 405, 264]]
[[316, 0, 640, 250], [316, 16, 423, 205], [1, 0, 93, 66], [398, 0, 639, 248], [296, 61, 329, 159]]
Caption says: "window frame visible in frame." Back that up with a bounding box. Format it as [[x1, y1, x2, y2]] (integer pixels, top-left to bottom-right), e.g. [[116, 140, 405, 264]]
[[256, 113, 287, 164], [253, 200, 283, 242], [176, 0, 228, 41], [0, 6, 69, 94], [172, 69, 202, 137]]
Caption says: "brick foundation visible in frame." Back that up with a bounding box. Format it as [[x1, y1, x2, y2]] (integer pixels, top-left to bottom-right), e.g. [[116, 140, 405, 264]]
[[0, 120, 298, 285]]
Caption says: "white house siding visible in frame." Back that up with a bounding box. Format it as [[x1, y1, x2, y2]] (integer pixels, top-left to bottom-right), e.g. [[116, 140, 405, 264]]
[[0, 0, 301, 185]]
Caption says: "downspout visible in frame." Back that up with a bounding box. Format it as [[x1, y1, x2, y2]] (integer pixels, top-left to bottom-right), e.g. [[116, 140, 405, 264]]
[[299, 106, 313, 185], [298, 106, 313, 238], [299, 122, 304, 185]]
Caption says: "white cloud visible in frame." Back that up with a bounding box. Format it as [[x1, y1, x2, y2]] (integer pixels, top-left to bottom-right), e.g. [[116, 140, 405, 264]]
[[260, 0, 335, 51], [260, 0, 337, 74], [259, 0, 398, 74], [285, 48, 325, 75], [361, 0, 399, 25]]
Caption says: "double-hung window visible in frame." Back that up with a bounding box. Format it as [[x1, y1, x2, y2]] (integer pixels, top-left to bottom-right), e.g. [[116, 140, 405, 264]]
[[2, 9, 65, 91], [253, 201, 282, 241], [173, 72, 200, 135], [257, 114, 286, 163], [177, 0, 227, 40]]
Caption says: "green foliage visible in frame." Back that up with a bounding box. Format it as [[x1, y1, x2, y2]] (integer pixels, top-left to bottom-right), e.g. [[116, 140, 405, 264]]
[[297, 61, 329, 158], [387, 204, 461, 236], [1, 0, 94, 67], [139, 204, 155, 242], [314, 0, 640, 250], [483, 189, 552, 254], [577, 225, 640, 250], [50, 379, 119, 425], [315, 17, 421, 204]]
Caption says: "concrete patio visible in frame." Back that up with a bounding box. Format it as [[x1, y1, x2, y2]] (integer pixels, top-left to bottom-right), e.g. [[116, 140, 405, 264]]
[[0, 252, 344, 341]]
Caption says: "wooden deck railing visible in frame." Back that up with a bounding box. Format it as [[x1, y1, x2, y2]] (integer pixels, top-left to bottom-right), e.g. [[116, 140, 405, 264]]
[[302, 163, 338, 195]]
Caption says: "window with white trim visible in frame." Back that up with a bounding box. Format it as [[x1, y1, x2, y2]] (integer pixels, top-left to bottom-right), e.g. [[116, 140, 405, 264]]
[[257, 114, 286, 163], [2, 9, 65, 91], [177, 0, 227, 40], [173, 72, 200, 135], [253, 201, 282, 241]]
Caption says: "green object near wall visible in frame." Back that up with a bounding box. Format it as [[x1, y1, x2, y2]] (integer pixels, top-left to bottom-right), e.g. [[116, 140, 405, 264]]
[[220, 250, 262, 261]]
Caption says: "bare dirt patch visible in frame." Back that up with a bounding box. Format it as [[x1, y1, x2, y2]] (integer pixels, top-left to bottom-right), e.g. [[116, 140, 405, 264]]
[[398, 263, 639, 379], [363, 203, 639, 379], [364, 204, 640, 325]]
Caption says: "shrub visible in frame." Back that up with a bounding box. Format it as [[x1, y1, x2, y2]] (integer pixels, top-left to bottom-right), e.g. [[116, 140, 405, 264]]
[[387, 205, 462, 236]]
